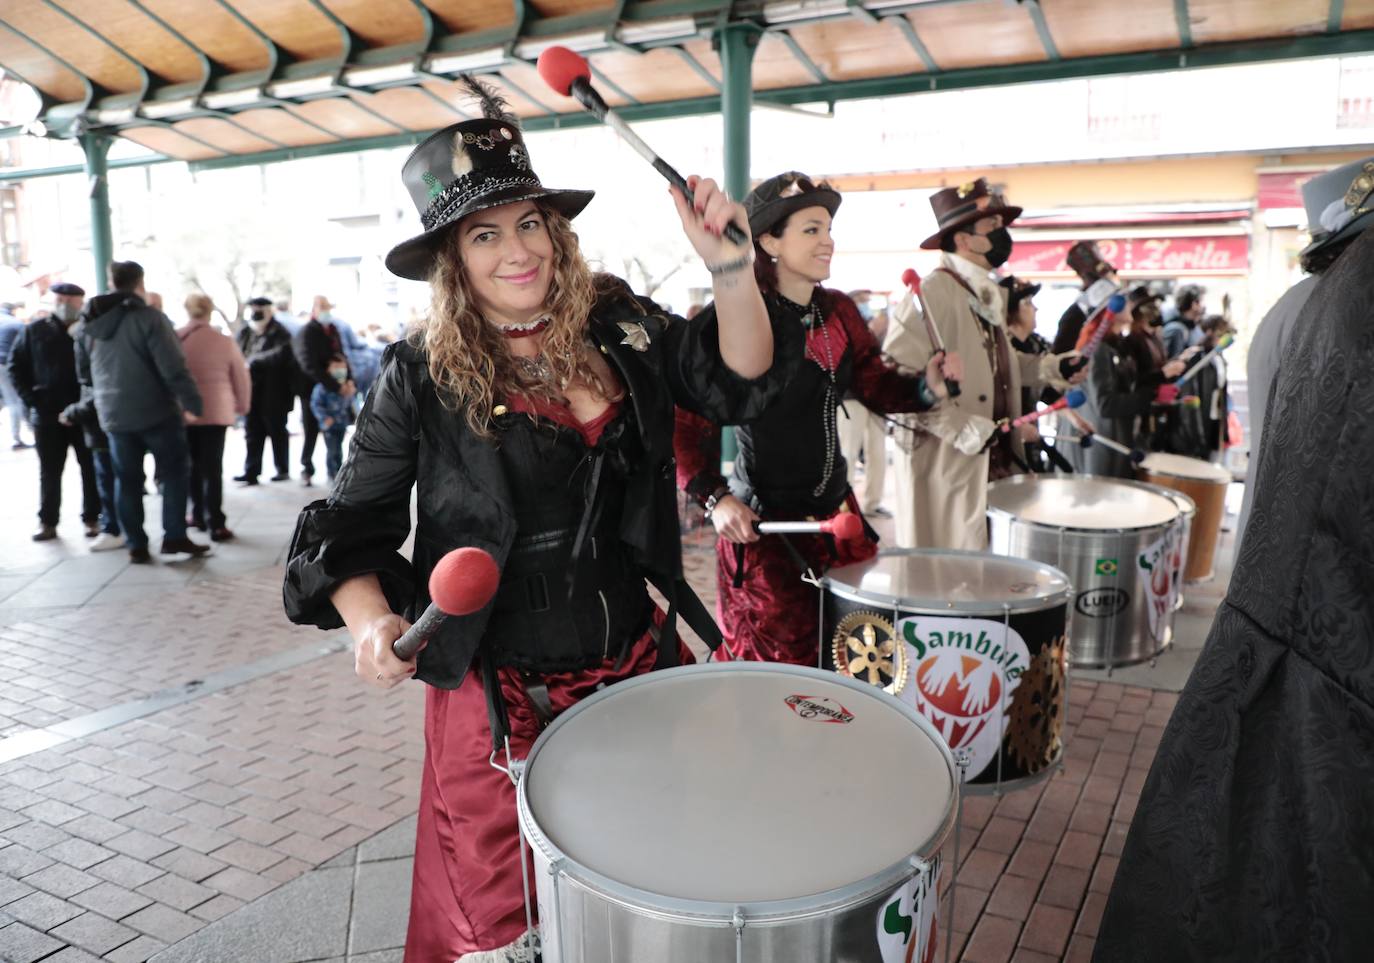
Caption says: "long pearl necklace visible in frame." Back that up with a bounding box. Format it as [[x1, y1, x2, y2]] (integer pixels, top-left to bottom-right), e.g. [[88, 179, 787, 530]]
[[782, 291, 840, 499]]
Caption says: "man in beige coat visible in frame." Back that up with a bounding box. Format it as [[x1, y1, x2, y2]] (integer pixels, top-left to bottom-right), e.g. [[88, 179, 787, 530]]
[[885, 179, 1079, 550]]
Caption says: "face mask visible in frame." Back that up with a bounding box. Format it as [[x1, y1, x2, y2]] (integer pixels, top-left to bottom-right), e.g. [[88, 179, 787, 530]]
[[248, 317, 268, 333], [317, 310, 333, 323], [252, 309, 269, 322], [982, 228, 1013, 268], [53, 302, 80, 324], [330, 367, 348, 382], [856, 302, 874, 322]]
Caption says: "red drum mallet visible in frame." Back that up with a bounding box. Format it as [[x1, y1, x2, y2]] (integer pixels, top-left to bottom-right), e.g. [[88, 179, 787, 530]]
[[999, 387, 1086, 432], [900, 268, 960, 398], [392, 547, 501, 660], [757, 513, 865, 542], [536, 46, 749, 247]]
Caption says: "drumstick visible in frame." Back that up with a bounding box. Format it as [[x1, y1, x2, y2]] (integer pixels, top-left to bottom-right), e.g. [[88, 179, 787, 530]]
[[1063, 292, 1126, 376], [900, 268, 960, 398], [757, 514, 865, 541], [537, 47, 748, 247], [999, 388, 1085, 433], [1173, 334, 1234, 388], [393, 547, 501, 660], [1076, 432, 1147, 465]]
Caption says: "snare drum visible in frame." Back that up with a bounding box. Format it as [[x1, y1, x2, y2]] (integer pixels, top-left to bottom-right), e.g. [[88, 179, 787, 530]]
[[821, 549, 1072, 794], [1136, 453, 1231, 583], [987, 476, 1181, 669], [518, 663, 957, 963]]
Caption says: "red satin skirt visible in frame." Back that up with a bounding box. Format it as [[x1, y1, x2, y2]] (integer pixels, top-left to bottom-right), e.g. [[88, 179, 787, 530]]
[[714, 498, 877, 667], [404, 610, 691, 961]]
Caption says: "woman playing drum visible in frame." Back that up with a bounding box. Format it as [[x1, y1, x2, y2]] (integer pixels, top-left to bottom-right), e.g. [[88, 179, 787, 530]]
[[674, 172, 962, 666], [282, 81, 795, 963]]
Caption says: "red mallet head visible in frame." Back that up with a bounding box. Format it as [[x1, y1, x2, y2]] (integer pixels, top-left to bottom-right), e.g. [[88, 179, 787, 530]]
[[822, 513, 865, 542], [901, 268, 922, 294], [428, 547, 501, 616], [536, 46, 591, 97]]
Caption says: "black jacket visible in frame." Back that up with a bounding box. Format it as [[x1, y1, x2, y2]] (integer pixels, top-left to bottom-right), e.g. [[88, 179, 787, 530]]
[[6, 316, 81, 426], [60, 325, 107, 450], [237, 320, 297, 418], [1096, 227, 1374, 963], [283, 280, 800, 688], [292, 319, 345, 396]]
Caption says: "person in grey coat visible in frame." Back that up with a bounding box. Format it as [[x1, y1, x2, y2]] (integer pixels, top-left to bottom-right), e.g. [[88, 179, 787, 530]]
[[83, 260, 207, 563]]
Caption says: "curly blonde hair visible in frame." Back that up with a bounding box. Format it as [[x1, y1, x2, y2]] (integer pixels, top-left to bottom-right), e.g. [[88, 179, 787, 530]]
[[410, 204, 621, 437]]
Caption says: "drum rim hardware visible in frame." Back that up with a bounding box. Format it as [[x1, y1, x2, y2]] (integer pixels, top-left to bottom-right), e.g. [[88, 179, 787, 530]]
[[987, 474, 1179, 535]]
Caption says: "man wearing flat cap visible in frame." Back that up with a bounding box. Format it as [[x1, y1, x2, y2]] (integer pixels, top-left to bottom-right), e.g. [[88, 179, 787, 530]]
[[885, 178, 1079, 549], [235, 296, 295, 485], [6, 281, 101, 541]]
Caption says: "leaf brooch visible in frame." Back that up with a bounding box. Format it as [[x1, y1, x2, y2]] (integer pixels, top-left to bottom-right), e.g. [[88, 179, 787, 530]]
[[616, 320, 650, 352]]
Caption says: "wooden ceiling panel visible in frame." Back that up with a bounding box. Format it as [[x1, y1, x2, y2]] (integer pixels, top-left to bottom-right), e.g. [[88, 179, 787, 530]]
[[527, 0, 617, 16], [120, 124, 222, 160], [680, 40, 722, 84], [1188, 0, 1326, 44], [752, 33, 823, 91], [173, 117, 282, 153], [587, 48, 719, 102], [1040, 0, 1180, 58], [0, 26, 87, 103], [5, 0, 143, 94], [231, 107, 339, 147], [499, 62, 580, 113], [57, 0, 203, 85], [418, 79, 481, 118], [141, 0, 273, 73], [787, 19, 927, 83], [289, 98, 405, 139], [350, 88, 458, 131], [909, 1, 1048, 71], [232, 0, 346, 62], [421, 0, 516, 34], [320, 0, 429, 48], [1342, 0, 1374, 30]]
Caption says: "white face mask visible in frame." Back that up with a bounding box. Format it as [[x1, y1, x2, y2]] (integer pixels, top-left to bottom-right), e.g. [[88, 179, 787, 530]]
[[53, 302, 81, 324], [317, 310, 333, 323]]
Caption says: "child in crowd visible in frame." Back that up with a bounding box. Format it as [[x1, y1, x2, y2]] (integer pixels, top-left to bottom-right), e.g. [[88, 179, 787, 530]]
[[308, 353, 357, 483]]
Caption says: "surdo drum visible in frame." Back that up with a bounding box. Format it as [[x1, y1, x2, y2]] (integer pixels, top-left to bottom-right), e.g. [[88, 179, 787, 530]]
[[1113, 477, 1195, 614], [821, 549, 1072, 794], [517, 663, 957, 963], [987, 476, 1182, 670], [1136, 453, 1231, 583]]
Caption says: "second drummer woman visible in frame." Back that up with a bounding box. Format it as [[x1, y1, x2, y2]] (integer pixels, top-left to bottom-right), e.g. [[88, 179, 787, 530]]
[[675, 172, 961, 667], [283, 81, 796, 963]]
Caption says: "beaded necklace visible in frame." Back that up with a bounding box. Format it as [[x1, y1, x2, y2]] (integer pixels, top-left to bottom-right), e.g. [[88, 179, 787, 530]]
[[780, 290, 840, 498]]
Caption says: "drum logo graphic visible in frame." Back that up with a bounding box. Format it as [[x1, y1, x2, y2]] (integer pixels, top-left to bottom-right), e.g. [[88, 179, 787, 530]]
[[1138, 529, 1178, 644], [1074, 588, 1129, 618], [784, 694, 854, 724], [877, 856, 940, 963], [897, 617, 1031, 779]]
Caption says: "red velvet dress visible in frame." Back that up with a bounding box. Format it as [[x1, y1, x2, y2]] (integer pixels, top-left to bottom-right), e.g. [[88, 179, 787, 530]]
[[675, 289, 936, 666]]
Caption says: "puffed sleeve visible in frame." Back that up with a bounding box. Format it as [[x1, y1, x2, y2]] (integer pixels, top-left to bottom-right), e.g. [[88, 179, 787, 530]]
[[283, 343, 419, 628], [834, 292, 936, 415], [657, 296, 804, 425]]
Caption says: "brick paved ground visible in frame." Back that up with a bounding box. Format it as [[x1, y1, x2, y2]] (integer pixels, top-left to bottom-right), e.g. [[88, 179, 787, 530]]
[[0, 434, 1235, 961]]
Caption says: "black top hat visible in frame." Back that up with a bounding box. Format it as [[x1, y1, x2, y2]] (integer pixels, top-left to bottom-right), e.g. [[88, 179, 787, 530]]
[[1065, 241, 1116, 282], [50, 282, 84, 297], [921, 178, 1022, 250], [384, 78, 594, 282], [1299, 156, 1374, 261], [744, 171, 842, 238], [998, 275, 1041, 313]]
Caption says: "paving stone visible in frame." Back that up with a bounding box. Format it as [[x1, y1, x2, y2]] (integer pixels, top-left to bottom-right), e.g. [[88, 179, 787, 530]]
[[50, 910, 142, 955], [1065, 933, 1097, 963], [1023, 806, 1071, 844], [222, 814, 292, 847], [348, 856, 413, 953], [1040, 864, 1090, 911], [117, 808, 186, 837], [163, 823, 235, 855], [1018, 902, 1076, 957], [122, 902, 203, 944], [227, 794, 297, 823], [963, 912, 1021, 963], [186, 893, 243, 923], [211, 838, 287, 874], [107, 829, 177, 862], [20, 798, 86, 826], [1089, 854, 1120, 894], [0, 920, 65, 962], [201, 866, 277, 903], [150, 865, 352, 963], [151, 847, 227, 884], [63, 812, 129, 844], [21, 861, 101, 899], [44, 837, 116, 870], [355, 816, 417, 864], [41, 947, 107, 963], [104, 933, 168, 962], [0, 843, 54, 878], [0, 874, 36, 907], [1055, 831, 1102, 871], [136, 872, 217, 914], [89, 854, 164, 889], [5, 889, 83, 929], [1006, 840, 1056, 883], [985, 872, 1040, 921], [71, 881, 155, 920]]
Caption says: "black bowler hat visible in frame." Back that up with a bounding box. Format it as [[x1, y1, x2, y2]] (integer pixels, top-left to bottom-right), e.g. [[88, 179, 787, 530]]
[[50, 282, 84, 296], [744, 171, 842, 238], [247, 296, 273, 307], [384, 77, 593, 282], [921, 178, 1021, 250]]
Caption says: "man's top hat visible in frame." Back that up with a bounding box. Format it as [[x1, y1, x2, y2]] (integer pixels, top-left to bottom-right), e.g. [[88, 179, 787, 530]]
[[921, 178, 1022, 250], [1299, 155, 1374, 261], [384, 78, 594, 282], [1065, 241, 1116, 283], [743, 171, 842, 239]]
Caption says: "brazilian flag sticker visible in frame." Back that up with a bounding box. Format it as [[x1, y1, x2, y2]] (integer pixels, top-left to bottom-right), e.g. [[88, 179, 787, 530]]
[[1095, 558, 1119, 576]]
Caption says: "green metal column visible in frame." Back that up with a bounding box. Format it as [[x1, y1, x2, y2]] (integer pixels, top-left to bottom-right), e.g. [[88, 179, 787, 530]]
[[80, 132, 114, 293], [714, 22, 760, 466]]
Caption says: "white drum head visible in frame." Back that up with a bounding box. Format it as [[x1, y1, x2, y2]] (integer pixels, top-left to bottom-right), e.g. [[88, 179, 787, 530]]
[[523, 665, 954, 903], [1140, 452, 1232, 483], [824, 549, 1070, 615], [988, 476, 1178, 530]]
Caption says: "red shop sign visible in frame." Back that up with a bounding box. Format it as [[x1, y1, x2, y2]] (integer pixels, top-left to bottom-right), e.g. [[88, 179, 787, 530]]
[[1006, 236, 1250, 276]]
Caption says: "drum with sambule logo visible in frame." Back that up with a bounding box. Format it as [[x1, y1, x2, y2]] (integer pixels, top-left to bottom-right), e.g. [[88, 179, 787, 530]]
[[986, 475, 1181, 670], [1136, 453, 1231, 583], [821, 549, 1072, 794], [518, 663, 957, 963]]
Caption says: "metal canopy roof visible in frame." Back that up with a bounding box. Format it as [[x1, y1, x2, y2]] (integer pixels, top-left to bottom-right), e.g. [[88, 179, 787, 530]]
[[2, 0, 1374, 169]]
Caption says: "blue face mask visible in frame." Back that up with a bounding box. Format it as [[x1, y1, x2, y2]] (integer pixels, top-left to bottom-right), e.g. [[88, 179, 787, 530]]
[[330, 368, 348, 382], [856, 302, 874, 321]]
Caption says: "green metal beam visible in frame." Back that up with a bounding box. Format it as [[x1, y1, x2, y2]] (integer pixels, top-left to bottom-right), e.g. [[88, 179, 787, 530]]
[[125, 0, 213, 99], [1174, 0, 1194, 49], [668, 44, 721, 90], [80, 132, 114, 293], [886, 14, 939, 73], [1023, 0, 1061, 61], [588, 64, 640, 105], [0, 17, 95, 115], [1328, 0, 1345, 34], [43, 0, 151, 102], [0, 153, 174, 182], [773, 28, 828, 84]]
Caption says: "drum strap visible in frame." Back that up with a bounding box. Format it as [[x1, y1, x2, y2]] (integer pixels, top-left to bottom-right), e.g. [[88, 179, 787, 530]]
[[647, 571, 724, 668], [481, 657, 512, 754], [521, 671, 555, 727]]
